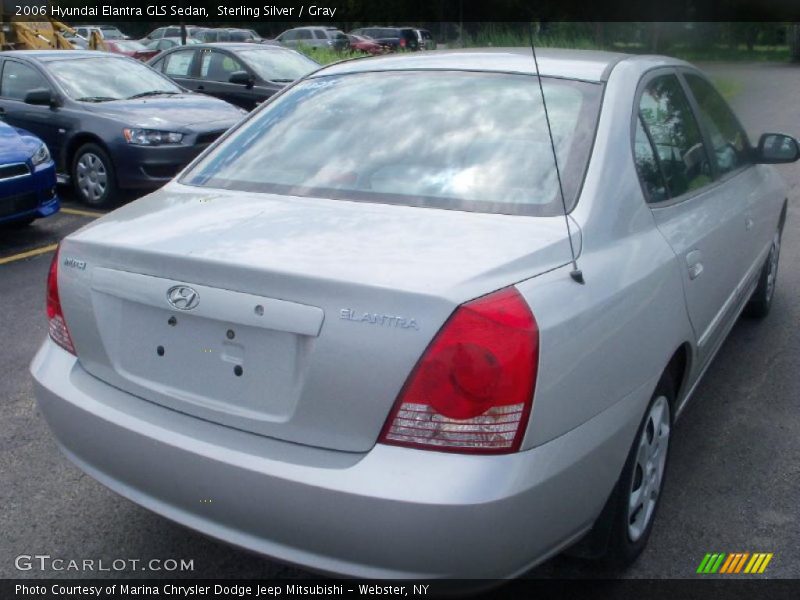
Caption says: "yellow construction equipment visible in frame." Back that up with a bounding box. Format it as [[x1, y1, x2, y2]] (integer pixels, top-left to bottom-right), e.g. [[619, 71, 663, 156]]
[[1, 5, 107, 51]]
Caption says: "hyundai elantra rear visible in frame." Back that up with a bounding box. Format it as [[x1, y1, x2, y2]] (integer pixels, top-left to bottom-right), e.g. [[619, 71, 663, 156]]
[[33, 49, 785, 578]]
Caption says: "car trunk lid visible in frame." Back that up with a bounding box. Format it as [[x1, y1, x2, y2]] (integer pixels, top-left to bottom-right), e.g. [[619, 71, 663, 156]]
[[57, 184, 579, 452]]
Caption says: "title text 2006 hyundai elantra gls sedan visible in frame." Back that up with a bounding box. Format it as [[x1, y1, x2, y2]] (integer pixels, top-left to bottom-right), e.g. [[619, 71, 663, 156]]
[[31, 49, 798, 578]]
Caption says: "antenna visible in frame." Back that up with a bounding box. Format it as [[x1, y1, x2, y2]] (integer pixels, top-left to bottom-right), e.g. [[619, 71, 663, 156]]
[[528, 23, 584, 284]]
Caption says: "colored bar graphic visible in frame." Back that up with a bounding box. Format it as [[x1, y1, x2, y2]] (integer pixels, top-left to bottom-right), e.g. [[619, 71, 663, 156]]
[[758, 554, 773, 573], [710, 553, 726, 573], [719, 554, 736, 574], [697, 554, 713, 574], [697, 552, 772, 574], [734, 553, 750, 573]]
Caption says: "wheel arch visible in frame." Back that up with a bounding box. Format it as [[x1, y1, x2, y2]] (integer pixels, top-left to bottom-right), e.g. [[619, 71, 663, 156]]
[[64, 133, 114, 175]]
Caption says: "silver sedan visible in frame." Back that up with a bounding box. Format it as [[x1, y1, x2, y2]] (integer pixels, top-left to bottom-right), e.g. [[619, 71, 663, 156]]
[[31, 49, 798, 578]]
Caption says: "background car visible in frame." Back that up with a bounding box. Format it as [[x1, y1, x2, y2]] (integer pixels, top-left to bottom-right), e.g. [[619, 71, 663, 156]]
[[63, 25, 129, 49], [0, 120, 58, 227], [30, 49, 798, 579], [349, 26, 420, 51], [73, 25, 128, 41], [0, 50, 244, 206], [346, 34, 384, 55], [104, 40, 158, 62], [414, 28, 436, 50], [149, 43, 318, 111], [142, 37, 200, 57], [194, 28, 264, 43], [274, 27, 349, 51], [141, 25, 203, 43]]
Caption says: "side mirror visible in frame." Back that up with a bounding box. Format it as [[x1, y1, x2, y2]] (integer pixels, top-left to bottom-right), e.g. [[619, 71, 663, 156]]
[[228, 71, 254, 88], [24, 88, 57, 107], [755, 133, 800, 164]]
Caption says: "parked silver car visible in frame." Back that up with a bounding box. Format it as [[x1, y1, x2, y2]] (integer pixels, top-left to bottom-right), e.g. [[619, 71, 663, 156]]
[[31, 49, 798, 578], [273, 26, 349, 51]]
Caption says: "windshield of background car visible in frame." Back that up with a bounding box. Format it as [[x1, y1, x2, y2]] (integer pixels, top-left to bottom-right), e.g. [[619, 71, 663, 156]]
[[181, 71, 602, 216], [99, 27, 126, 39], [49, 57, 182, 101], [237, 49, 318, 82]]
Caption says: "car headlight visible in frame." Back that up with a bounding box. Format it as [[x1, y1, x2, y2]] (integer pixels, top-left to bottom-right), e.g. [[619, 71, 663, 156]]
[[31, 143, 50, 166], [123, 128, 183, 146]]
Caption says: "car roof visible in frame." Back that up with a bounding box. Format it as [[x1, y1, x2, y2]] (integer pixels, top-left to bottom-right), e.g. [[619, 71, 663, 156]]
[[316, 48, 684, 82], [167, 43, 291, 52], [0, 50, 133, 62]]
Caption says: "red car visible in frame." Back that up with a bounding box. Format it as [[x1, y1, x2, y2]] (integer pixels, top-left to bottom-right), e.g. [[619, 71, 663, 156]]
[[104, 40, 159, 62], [346, 34, 384, 55]]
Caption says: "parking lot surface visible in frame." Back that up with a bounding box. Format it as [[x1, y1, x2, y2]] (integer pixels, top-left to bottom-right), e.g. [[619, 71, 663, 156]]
[[1, 62, 798, 579]]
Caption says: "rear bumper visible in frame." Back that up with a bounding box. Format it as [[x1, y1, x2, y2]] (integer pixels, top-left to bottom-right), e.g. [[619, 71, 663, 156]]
[[31, 339, 646, 579]]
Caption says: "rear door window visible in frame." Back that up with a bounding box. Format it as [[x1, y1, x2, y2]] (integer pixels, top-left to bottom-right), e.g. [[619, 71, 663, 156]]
[[638, 74, 712, 198]]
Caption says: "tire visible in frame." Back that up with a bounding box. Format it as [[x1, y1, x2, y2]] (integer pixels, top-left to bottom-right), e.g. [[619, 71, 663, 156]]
[[72, 143, 117, 207], [744, 229, 781, 319], [590, 375, 674, 568]]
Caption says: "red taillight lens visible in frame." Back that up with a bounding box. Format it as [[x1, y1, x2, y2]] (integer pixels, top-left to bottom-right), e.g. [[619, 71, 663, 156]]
[[399, 38, 406, 48], [47, 246, 75, 355], [379, 287, 538, 454]]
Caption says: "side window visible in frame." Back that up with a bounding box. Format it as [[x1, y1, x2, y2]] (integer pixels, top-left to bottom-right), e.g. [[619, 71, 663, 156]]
[[639, 74, 712, 198], [165, 27, 180, 37], [150, 57, 165, 72], [684, 73, 751, 176], [297, 30, 313, 41], [163, 50, 195, 77], [634, 116, 670, 203], [313, 30, 327, 40], [0, 61, 49, 101], [149, 28, 165, 40], [200, 51, 245, 82], [280, 31, 296, 42]]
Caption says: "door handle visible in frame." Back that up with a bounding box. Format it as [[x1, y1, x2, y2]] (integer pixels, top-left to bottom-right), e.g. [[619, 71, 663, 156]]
[[745, 217, 754, 231], [686, 249, 704, 280]]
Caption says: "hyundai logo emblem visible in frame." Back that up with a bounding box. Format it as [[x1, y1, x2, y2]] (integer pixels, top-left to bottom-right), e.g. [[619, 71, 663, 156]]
[[167, 285, 200, 311]]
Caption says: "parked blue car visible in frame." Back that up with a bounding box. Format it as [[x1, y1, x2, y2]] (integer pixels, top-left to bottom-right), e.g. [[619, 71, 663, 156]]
[[0, 119, 59, 226]]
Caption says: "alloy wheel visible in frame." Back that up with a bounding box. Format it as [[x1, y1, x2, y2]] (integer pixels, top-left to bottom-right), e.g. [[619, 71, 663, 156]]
[[627, 395, 670, 542]]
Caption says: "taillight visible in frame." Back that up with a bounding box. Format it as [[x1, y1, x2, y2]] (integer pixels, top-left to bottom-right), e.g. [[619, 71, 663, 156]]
[[379, 287, 538, 454], [47, 246, 75, 355], [399, 38, 406, 48]]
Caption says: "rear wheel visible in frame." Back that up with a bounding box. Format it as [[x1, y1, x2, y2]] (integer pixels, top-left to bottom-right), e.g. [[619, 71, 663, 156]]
[[744, 229, 781, 319], [589, 376, 674, 568], [72, 143, 117, 207]]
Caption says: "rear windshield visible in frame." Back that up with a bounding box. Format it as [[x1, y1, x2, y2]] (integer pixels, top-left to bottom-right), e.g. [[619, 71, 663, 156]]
[[181, 71, 602, 216]]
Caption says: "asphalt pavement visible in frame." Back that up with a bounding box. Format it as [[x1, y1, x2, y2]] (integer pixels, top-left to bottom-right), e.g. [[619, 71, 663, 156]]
[[1, 62, 798, 580]]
